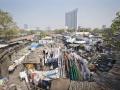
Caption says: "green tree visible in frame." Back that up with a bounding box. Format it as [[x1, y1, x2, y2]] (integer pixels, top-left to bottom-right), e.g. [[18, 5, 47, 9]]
[[28, 30, 35, 35], [5, 28, 20, 39], [77, 27, 91, 32], [67, 29, 74, 32], [111, 11, 120, 34], [102, 28, 112, 43], [0, 10, 13, 30], [54, 29, 65, 34], [102, 11, 120, 48], [39, 31, 46, 39], [0, 9, 20, 39]]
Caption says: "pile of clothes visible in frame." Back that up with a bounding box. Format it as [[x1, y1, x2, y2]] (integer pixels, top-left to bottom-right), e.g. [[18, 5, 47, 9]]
[[95, 53, 116, 72], [64, 52, 91, 81]]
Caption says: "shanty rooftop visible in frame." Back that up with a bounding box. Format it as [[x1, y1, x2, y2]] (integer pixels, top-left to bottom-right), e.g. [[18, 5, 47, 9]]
[[23, 51, 43, 64]]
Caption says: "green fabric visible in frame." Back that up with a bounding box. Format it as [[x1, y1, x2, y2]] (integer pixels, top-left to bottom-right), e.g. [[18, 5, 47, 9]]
[[69, 60, 83, 80]]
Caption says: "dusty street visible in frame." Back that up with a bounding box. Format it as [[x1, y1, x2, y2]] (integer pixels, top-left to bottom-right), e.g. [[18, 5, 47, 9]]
[[7, 64, 28, 90]]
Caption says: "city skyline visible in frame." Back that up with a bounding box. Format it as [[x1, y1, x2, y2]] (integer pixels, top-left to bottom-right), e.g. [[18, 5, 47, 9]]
[[0, 0, 120, 29]]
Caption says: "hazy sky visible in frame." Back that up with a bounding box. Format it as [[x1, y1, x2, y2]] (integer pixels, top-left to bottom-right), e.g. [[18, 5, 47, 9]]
[[0, 0, 120, 29]]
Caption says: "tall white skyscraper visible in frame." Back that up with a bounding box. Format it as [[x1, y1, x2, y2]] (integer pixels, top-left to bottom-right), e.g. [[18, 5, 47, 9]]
[[65, 8, 78, 30]]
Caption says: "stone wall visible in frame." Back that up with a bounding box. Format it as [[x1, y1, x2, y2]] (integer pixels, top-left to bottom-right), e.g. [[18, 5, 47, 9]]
[[0, 43, 27, 77]]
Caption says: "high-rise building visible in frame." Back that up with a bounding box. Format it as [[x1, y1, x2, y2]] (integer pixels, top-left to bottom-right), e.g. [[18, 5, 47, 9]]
[[65, 8, 78, 30], [24, 24, 28, 30]]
